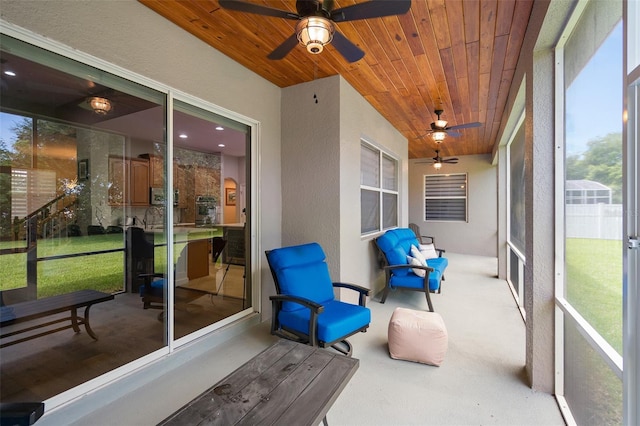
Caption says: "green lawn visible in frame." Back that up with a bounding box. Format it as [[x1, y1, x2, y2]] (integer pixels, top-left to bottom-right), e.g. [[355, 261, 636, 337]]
[[565, 238, 623, 354], [0, 229, 221, 298]]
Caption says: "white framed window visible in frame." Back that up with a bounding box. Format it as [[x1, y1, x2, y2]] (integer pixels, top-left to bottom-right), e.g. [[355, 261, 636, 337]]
[[424, 173, 468, 222], [360, 141, 398, 235]]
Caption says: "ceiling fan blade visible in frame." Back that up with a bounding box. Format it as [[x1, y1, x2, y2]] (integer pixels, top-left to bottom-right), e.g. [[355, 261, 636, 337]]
[[219, 0, 300, 20], [446, 121, 482, 131], [443, 159, 459, 163], [267, 34, 299, 60], [331, 0, 411, 22], [447, 130, 461, 137], [331, 31, 365, 62]]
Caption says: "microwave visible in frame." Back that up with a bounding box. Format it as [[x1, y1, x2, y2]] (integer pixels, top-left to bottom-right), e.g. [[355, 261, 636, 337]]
[[150, 188, 179, 206]]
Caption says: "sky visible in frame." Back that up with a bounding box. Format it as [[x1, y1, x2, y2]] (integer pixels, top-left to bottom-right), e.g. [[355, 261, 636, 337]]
[[565, 22, 623, 156], [0, 111, 24, 148]]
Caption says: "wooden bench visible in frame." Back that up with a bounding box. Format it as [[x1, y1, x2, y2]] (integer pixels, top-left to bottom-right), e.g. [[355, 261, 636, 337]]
[[160, 339, 359, 426], [0, 289, 114, 348]]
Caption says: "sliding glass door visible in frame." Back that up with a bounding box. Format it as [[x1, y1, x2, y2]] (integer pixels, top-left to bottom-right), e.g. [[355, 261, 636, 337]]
[[0, 32, 254, 405], [623, 0, 640, 421]]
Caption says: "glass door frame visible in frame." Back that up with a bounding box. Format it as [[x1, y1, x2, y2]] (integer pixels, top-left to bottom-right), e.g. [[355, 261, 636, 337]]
[[623, 0, 640, 419]]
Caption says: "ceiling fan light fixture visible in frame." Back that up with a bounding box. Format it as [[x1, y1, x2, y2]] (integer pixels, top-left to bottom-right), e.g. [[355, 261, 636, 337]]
[[431, 130, 447, 142], [88, 96, 112, 115], [296, 17, 334, 54], [435, 119, 448, 128], [433, 161, 443, 169]]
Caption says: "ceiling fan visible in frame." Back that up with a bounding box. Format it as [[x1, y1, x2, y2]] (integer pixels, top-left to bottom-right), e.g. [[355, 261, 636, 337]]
[[218, 0, 411, 63], [423, 109, 482, 142], [416, 150, 458, 169]]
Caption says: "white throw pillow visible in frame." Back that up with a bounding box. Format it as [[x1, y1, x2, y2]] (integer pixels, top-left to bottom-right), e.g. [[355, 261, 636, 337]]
[[410, 245, 427, 265], [407, 256, 426, 277], [420, 243, 439, 259]]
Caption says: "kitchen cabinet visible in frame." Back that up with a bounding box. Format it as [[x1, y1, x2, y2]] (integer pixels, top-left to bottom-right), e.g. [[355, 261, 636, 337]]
[[140, 154, 188, 208], [108, 157, 149, 206], [144, 154, 164, 188]]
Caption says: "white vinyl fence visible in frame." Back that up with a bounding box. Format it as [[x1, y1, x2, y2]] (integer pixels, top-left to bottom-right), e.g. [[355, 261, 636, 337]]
[[566, 204, 623, 240]]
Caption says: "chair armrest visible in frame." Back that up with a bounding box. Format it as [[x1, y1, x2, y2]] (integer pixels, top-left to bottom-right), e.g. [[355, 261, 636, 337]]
[[138, 273, 165, 279], [333, 282, 371, 306], [269, 294, 324, 346], [269, 294, 324, 313], [384, 264, 434, 274], [436, 248, 445, 257], [421, 235, 435, 245]]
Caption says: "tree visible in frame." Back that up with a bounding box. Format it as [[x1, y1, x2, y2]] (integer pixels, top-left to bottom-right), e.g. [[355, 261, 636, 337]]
[[566, 132, 623, 203]]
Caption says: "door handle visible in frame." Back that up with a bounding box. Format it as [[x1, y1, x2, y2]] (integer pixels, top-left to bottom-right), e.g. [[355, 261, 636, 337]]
[[629, 236, 639, 250]]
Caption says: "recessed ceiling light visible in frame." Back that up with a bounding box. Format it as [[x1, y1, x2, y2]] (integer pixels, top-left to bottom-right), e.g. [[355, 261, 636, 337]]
[[179, 134, 188, 139], [215, 126, 224, 131], [218, 143, 225, 147], [4, 70, 16, 77]]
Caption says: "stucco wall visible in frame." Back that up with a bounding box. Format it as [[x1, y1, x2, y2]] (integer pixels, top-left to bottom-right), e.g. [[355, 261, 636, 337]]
[[339, 77, 408, 299], [0, 0, 282, 321], [281, 75, 407, 300], [409, 154, 497, 257]]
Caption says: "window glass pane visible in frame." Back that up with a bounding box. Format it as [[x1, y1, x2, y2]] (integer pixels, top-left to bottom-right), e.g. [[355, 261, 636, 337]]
[[382, 153, 397, 190], [360, 143, 379, 187], [171, 100, 250, 339], [564, 17, 623, 354], [360, 141, 397, 235], [564, 321, 622, 424], [509, 249, 520, 294], [424, 174, 467, 222], [509, 124, 526, 253], [0, 34, 167, 401], [360, 189, 379, 234], [425, 198, 466, 221], [628, 0, 639, 73], [382, 192, 397, 229]]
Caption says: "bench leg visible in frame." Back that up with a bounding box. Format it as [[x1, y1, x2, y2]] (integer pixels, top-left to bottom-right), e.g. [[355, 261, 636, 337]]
[[83, 305, 99, 340], [71, 307, 81, 333]]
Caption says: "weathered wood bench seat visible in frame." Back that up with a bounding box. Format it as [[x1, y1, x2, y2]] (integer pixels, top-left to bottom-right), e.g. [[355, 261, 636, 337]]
[[0, 289, 114, 348], [160, 339, 359, 426]]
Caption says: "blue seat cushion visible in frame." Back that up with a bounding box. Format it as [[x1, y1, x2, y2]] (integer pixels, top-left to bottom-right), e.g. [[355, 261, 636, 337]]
[[139, 278, 165, 296], [278, 300, 371, 344], [267, 243, 335, 312], [427, 257, 448, 274], [390, 269, 441, 292]]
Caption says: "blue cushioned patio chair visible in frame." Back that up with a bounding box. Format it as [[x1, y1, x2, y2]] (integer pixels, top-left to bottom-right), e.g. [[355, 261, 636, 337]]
[[374, 228, 448, 312], [265, 242, 371, 357]]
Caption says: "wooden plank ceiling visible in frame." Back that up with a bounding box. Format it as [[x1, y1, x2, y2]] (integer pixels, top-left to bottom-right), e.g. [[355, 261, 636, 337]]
[[139, 0, 533, 159]]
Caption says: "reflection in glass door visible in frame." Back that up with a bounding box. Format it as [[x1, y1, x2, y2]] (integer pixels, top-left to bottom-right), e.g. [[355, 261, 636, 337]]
[[0, 34, 168, 403], [169, 100, 250, 340]]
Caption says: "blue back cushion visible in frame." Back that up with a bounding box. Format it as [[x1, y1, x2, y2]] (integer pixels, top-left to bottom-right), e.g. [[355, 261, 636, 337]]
[[267, 242, 335, 312], [376, 228, 421, 277]]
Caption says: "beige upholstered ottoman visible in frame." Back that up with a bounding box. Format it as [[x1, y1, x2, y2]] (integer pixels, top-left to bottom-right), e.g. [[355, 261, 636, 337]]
[[388, 307, 448, 366]]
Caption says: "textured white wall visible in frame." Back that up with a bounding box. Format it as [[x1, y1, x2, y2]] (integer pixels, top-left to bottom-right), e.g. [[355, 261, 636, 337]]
[[280, 76, 341, 259], [338, 77, 408, 299], [409, 154, 498, 257], [0, 0, 282, 321], [281, 75, 407, 299]]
